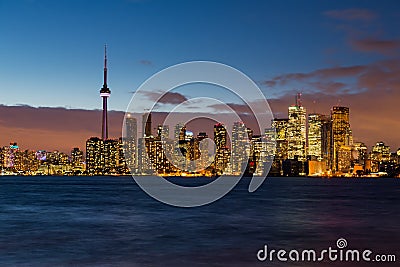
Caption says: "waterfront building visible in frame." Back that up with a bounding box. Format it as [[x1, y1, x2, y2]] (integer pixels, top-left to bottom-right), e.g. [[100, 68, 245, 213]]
[[86, 137, 104, 175]]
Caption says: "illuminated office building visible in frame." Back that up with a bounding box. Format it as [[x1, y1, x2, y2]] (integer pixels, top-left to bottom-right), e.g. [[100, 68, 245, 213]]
[[231, 121, 249, 174], [214, 123, 230, 173], [370, 141, 391, 172], [214, 123, 227, 149], [371, 141, 390, 162], [331, 106, 351, 172], [137, 112, 155, 174], [103, 139, 119, 174], [117, 138, 129, 174], [250, 135, 269, 176], [152, 137, 169, 174], [321, 118, 333, 169], [308, 114, 330, 161], [137, 137, 152, 174], [86, 137, 104, 175], [352, 142, 368, 165], [23, 150, 40, 173], [271, 118, 288, 161], [197, 132, 210, 170], [71, 148, 84, 167], [264, 127, 277, 158], [287, 94, 307, 161], [124, 115, 137, 170], [3, 143, 19, 168], [337, 145, 352, 173], [170, 123, 186, 171], [147, 130, 175, 174]]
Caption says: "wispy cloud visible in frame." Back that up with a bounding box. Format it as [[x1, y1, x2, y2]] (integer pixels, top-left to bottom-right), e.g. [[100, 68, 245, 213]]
[[141, 91, 188, 105], [139, 59, 152, 65], [324, 8, 378, 21], [263, 65, 367, 92], [350, 38, 400, 55]]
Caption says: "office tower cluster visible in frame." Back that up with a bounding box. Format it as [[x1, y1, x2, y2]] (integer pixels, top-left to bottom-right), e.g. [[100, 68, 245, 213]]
[[266, 94, 399, 177], [121, 114, 275, 176], [127, 115, 229, 176]]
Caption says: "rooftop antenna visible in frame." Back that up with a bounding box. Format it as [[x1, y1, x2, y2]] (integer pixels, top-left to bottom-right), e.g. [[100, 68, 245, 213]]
[[296, 92, 302, 107], [313, 99, 316, 113], [103, 44, 107, 87]]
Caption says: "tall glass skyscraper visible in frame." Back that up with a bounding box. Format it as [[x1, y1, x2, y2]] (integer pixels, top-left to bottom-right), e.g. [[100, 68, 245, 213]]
[[308, 113, 330, 161], [287, 94, 307, 161], [331, 106, 351, 172], [124, 115, 137, 170], [231, 121, 248, 175], [214, 123, 229, 173]]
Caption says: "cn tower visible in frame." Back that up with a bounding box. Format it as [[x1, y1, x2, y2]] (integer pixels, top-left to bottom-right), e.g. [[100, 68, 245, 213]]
[[100, 44, 111, 140]]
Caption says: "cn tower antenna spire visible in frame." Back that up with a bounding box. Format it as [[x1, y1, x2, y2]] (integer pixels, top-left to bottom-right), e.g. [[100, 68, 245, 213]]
[[100, 44, 111, 140], [103, 44, 108, 87]]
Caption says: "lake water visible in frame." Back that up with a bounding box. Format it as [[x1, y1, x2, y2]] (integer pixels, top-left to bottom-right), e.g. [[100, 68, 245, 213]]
[[0, 176, 399, 266]]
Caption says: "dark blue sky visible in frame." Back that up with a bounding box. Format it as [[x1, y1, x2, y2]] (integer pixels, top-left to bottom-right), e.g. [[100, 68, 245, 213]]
[[1, 0, 400, 151], [1, 0, 398, 110]]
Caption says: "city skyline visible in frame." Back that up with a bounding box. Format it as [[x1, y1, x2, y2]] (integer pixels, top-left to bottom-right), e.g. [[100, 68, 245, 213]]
[[0, 0, 399, 152], [2, 99, 399, 177], [0, 35, 396, 177]]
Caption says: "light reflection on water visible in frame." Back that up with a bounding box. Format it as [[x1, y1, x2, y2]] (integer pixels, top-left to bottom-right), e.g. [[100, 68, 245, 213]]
[[0, 176, 399, 266]]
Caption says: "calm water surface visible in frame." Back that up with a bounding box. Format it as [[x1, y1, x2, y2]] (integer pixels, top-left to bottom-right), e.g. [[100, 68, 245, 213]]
[[0, 176, 399, 266]]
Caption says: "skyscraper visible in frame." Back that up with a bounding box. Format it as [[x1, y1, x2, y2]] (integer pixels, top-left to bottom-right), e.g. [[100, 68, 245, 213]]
[[100, 45, 111, 140], [308, 114, 330, 161], [103, 139, 119, 173], [331, 106, 351, 172], [124, 115, 137, 170], [231, 121, 248, 175], [250, 135, 269, 176], [86, 137, 104, 175], [214, 123, 229, 173], [287, 94, 307, 161], [71, 147, 84, 167], [321, 117, 333, 169], [370, 141, 391, 172], [142, 112, 152, 137], [271, 118, 289, 161], [197, 132, 210, 170]]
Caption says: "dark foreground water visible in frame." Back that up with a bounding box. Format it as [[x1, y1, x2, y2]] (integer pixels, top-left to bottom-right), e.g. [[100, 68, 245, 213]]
[[0, 176, 399, 266]]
